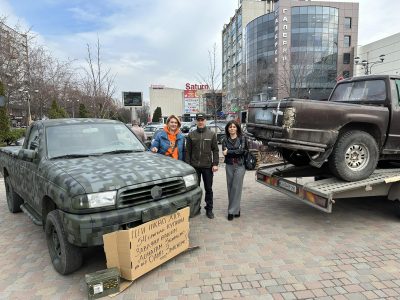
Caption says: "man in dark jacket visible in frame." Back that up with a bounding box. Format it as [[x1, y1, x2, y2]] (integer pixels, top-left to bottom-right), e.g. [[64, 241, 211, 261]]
[[185, 113, 219, 219]]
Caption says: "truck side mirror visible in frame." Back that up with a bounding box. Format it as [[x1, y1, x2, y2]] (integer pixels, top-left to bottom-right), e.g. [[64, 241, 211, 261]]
[[18, 149, 37, 162]]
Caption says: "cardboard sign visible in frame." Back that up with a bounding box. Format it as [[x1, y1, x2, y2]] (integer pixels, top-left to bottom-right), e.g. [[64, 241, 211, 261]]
[[103, 207, 190, 281]]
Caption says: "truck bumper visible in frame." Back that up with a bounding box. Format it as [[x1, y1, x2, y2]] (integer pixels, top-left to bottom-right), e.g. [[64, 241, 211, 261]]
[[59, 187, 202, 247]]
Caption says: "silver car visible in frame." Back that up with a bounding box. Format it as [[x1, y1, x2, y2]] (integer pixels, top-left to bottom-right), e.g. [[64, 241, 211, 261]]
[[144, 124, 164, 142]]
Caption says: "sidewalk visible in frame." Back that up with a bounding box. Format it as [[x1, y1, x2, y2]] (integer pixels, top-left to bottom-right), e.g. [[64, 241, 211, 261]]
[[2, 170, 400, 299]]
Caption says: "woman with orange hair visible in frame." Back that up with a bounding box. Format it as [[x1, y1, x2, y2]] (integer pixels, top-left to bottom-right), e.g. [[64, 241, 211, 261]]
[[150, 115, 185, 160]]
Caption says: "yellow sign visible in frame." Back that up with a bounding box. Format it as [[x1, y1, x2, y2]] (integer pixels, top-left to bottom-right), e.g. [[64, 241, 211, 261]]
[[103, 207, 190, 281]]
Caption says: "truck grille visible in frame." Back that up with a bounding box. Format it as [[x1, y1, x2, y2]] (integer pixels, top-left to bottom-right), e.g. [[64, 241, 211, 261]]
[[117, 178, 186, 208]]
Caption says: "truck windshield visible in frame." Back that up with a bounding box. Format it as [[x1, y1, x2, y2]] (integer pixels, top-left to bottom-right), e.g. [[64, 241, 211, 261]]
[[46, 123, 145, 158], [330, 79, 386, 103]]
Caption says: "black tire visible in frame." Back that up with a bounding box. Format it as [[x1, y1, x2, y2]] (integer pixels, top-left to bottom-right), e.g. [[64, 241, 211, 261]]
[[394, 201, 400, 218], [281, 149, 310, 166], [5, 176, 23, 213], [329, 130, 378, 182], [45, 210, 83, 275]]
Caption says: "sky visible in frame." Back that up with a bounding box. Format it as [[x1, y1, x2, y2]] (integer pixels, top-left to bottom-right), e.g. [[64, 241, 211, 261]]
[[1, 0, 399, 103]]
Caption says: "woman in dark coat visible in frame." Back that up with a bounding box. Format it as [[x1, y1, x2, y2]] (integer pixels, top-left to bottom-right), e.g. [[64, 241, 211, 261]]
[[222, 120, 246, 221]]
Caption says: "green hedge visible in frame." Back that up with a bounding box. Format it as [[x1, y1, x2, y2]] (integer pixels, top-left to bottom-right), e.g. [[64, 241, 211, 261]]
[[1, 128, 26, 146]]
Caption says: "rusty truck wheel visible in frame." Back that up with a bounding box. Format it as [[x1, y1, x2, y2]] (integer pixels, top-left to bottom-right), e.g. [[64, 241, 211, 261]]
[[329, 130, 378, 182], [45, 210, 82, 275], [5, 176, 23, 213]]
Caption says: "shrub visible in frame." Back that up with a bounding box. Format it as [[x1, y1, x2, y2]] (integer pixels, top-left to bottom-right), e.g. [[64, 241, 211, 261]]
[[3, 128, 26, 146]]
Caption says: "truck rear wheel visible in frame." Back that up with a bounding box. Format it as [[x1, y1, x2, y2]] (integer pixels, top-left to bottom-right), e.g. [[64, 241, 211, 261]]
[[329, 130, 378, 182], [281, 149, 310, 166], [45, 210, 83, 275], [5, 176, 23, 213]]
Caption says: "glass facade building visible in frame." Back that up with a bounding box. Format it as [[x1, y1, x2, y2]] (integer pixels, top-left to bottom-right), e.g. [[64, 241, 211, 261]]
[[245, 0, 358, 100], [290, 6, 338, 97]]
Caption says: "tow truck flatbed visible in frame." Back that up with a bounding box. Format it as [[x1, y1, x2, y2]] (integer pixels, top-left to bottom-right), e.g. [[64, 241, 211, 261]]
[[256, 163, 400, 213]]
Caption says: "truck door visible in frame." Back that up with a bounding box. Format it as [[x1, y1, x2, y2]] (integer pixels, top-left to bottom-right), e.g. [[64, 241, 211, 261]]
[[384, 79, 400, 152], [18, 124, 41, 212]]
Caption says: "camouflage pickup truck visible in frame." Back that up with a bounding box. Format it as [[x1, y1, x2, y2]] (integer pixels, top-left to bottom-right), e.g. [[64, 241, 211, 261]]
[[0, 118, 201, 275]]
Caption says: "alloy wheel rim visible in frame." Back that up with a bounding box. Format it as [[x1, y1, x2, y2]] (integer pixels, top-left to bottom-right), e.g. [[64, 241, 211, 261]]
[[345, 143, 370, 171]]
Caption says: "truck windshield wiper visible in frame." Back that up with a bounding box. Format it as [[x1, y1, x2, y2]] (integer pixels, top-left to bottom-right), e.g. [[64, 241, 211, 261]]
[[51, 153, 101, 159], [101, 149, 143, 155]]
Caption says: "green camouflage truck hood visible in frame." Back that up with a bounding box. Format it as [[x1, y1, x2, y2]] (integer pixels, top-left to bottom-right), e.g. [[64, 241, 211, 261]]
[[50, 151, 194, 194]]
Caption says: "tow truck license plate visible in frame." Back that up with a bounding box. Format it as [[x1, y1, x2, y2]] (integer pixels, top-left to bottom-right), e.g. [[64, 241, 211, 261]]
[[278, 180, 297, 193]]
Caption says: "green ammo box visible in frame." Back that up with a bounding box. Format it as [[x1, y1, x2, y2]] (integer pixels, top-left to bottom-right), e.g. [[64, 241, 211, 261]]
[[85, 267, 120, 299]]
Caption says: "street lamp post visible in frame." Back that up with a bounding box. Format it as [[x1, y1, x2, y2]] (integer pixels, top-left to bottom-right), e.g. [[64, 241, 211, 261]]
[[18, 88, 38, 126], [354, 54, 385, 75]]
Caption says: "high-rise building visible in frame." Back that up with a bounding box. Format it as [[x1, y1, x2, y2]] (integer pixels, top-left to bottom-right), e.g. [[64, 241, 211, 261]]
[[223, 0, 359, 107], [0, 22, 29, 124], [222, 0, 275, 112]]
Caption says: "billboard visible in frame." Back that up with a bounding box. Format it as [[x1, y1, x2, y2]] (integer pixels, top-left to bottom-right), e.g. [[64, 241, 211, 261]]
[[184, 90, 199, 113], [123, 92, 143, 106]]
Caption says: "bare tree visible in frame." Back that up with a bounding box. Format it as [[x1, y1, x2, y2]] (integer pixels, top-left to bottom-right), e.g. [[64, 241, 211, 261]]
[[29, 45, 77, 118], [198, 43, 222, 124], [136, 104, 150, 125], [277, 51, 338, 100], [82, 37, 117, 119], [1, 18, 122, 122]]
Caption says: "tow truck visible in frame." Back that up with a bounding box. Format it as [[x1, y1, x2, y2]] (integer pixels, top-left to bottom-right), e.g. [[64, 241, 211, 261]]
[[256, 163, 400, 214]]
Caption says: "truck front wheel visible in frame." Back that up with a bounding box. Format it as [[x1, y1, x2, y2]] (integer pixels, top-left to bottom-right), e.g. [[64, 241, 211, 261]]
[[45, 210, 83, 275], [5, 176, 23, 213], [329, 130, 378, 181]]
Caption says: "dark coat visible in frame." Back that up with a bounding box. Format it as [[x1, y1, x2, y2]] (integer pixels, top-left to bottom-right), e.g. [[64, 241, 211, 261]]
[[185, 127, 219, 168], [222, 135, 247, 165]]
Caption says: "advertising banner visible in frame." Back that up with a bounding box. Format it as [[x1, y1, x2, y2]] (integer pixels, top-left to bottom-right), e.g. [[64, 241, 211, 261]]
[[184, 90, 199, 113], [184, 98, 199, 113]]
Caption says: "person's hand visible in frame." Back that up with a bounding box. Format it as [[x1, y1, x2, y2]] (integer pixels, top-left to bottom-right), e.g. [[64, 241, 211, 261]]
[[151, 147, 158, 153], [222, 148, 228, 156], [212, 165, 218, 172]]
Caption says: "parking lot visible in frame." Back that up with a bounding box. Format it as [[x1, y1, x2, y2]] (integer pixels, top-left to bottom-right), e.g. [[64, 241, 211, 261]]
[[1, 166, 400, 299]]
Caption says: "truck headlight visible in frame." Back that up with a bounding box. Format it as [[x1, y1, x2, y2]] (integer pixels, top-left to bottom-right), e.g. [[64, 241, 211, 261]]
[[183, 173, 197, 189], [73, 191, 117, 209]]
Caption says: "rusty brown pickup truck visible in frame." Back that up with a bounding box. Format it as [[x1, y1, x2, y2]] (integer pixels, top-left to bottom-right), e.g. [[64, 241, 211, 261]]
[[247, 75, 400, 181]]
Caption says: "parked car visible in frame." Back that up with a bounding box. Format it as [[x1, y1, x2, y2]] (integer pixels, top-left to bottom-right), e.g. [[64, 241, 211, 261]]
[[144, 124, 163, 141], [208, 120, 228, 128], [180, 122, 192, 135], [189, 125, 226, 144]]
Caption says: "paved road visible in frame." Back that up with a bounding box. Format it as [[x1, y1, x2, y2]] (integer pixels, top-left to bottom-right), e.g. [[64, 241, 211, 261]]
[[1, 167, 400, 299]]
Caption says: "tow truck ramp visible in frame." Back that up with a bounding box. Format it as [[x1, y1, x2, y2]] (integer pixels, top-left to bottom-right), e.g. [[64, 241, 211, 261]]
[[256, 163, 400, 213]]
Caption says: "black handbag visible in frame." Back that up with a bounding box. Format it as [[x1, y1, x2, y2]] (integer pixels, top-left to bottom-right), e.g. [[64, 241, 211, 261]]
[[244, 150, 256, 170]]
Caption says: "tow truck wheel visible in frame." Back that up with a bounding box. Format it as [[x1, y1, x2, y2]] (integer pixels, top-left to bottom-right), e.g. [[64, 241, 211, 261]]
[[45, 210, 83, 275], [281, 149, 310, 166], [5, 176, 23, 213], [329, 130, 378, 182]]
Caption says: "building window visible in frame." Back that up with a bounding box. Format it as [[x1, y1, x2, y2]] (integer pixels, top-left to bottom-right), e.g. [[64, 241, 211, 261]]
[[344, 35, 351, 47], [344, 17, 352, 29], [343, 70, 350, 78], [343, 53, 350, 64]]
